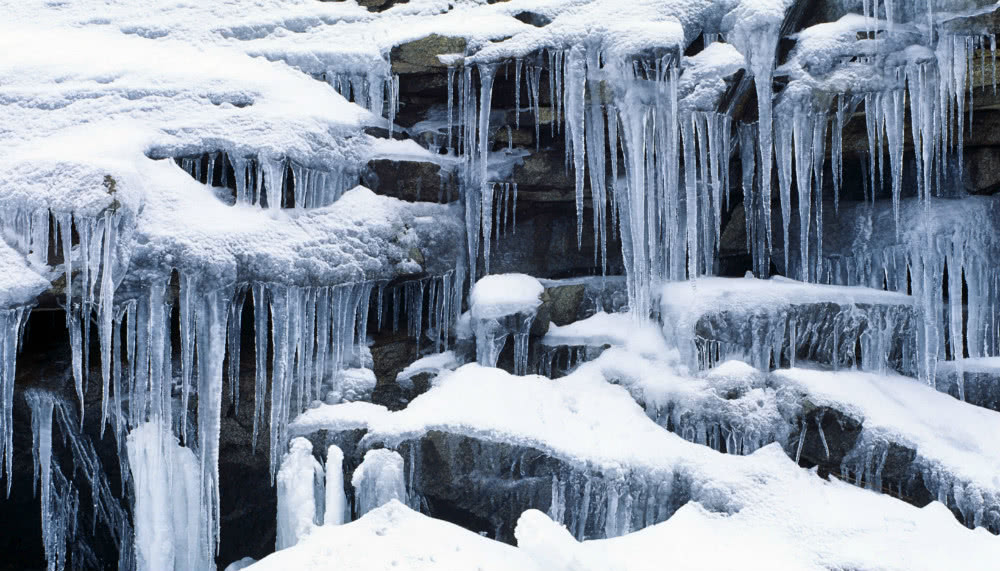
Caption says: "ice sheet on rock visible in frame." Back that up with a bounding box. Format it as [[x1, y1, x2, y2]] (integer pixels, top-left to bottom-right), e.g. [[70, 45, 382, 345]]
[[661, 276, 919, 373], [246, 500, 542, 571], [776, 367, 1000, 531], [352, 449, 408, 517], [288, 402, 391, 440], [820, 195, 1000, 374], [276, 438, 325, 551], [936, 358, 1000, 410]]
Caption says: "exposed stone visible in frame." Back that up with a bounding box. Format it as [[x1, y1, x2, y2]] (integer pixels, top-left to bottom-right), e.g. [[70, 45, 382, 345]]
[[514, 11, 552, 27], [361, 159, 458, 202], [964, 146, 1000, 195], [540, 284, 586, 327], [391, 35, 468, 75]]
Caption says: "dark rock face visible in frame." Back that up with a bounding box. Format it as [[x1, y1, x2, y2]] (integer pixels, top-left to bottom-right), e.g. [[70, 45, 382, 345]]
[[391, 35, 468, 75], [362, 159, 459, 203], [963, 147, 1000, 195]]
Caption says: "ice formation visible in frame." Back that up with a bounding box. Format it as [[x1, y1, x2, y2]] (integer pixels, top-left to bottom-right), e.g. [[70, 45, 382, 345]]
[[470, 274, 543, 373], [661, 276, 920, 372], [351, 449, 408, 518], [3, 0, 1000, 568], [276, 438, 325, 550]]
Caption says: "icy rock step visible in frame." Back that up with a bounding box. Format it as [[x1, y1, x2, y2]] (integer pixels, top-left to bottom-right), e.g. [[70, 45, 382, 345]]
[[935, 358, 1000, 411], [776, 367, 1000, 532], [661, 276, 919, 374]]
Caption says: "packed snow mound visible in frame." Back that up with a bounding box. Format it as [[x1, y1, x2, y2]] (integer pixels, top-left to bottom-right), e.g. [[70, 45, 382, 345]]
[[470, 273, 544, 320], [516, 491, 1000, 571], [245, 500, 543, 571]]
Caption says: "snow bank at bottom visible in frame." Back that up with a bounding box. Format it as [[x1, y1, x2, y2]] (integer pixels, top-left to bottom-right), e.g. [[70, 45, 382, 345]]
[[245, 500, 542, 571]]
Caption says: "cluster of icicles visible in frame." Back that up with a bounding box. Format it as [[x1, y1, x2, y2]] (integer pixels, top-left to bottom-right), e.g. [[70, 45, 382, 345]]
[[0, 200, 462, 570], [178, 152, 358, 209], [443, 20, 999, 376]]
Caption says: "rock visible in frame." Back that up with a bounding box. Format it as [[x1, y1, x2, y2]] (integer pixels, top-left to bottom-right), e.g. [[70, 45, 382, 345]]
[[963, 146, 1000, 195], [541, 284, 585, 326], [511, 149, 574, 192], [391, 35, 468, 75], [514, 11, 552, 27], [361, 159, 458, 202]]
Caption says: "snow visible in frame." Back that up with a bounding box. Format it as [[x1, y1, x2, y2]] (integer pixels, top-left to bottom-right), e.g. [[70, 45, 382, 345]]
[[355, 362, 1000, 568], [287, 401, 390, 440], [134, 177, 464, 286], [246, 500, 542, 571], [0, 241, 50, 308], [396, 351, 461, 386], [541, 312, 673, 359], [470, 274, 544, 320]]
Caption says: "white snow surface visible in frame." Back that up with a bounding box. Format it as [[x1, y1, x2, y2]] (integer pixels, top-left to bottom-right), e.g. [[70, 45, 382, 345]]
[[470, 273, 544, 320], [246, 500, 542, 571], [0, 241, 50, 308], [287, 401, 390, 439]]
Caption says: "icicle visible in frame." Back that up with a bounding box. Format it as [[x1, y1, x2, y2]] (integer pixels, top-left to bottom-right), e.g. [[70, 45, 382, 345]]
[[478, 63, 497, 274], [324, 445, 348, 526], [447, 66, 455, 153], [565, 46, 587, 250], [179, 275, 195, 445], [196, 286, 231, 558], [515, 58, 523, 130], [252, 284, 268, 451]]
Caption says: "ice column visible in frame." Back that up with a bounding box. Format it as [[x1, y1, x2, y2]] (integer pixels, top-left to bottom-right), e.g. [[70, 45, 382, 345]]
[[276, 438, 325, 551], [352, 449, 407, 517]]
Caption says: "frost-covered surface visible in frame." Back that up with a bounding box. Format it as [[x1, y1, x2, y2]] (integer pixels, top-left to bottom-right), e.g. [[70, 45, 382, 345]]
[[246, 500, 542, 571], [661, 276, 919, 372], [776, 367, 1000, 529]]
